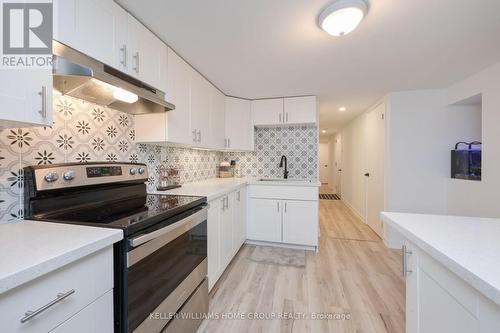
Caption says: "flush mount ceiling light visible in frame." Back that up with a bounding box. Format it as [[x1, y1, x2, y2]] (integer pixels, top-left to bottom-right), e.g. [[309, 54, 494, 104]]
[[321, 130, 327, 133], [318, 0, 368, 37], [339, 106, 347, 111]]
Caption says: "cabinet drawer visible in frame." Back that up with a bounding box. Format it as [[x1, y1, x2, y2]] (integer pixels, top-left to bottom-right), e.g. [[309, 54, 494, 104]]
[[50, 290, 113, 333], [248, 185, 318, 201], [0, 246, 113, 333]]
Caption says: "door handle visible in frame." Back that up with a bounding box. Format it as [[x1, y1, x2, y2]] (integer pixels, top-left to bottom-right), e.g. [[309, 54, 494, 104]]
[[20, 289, 75, 323], [133, 52, 139, 73], [364, 173, 370, 177], [402, 245, 413, 277], [120, 44, 127, 67], [38, 86, 47, 119]]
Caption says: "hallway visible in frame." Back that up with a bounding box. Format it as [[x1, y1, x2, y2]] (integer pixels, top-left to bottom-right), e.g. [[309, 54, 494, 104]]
[[199, 197, 405, 333]]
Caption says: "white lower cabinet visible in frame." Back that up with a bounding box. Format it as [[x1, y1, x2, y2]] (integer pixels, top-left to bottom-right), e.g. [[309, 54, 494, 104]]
[[0, 246, 114, 333], [247, 185, 319, 248], [247, 198, 282, 243], [282, 200, 318, 246], [404, 241, 500, 333], [50, 290, 113, 333], [207, 187, 247, 291]]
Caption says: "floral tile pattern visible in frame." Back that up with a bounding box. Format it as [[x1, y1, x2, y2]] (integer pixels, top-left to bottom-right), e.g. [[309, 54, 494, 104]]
[[0, 95, 318, 223]]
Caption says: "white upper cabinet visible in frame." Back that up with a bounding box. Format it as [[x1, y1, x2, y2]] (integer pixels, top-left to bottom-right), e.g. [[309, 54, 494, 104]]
[[252, 96, 317, 126], [251, 98, 284, 126], [190, 71, 211, 146], [225, 97, 254, 151], [209, 87, 226, 149], [53, 0, 127, 70], [126, 14, 167, 92], [283, 96, 318, 125], [54, 0, 166, 91], [135, 47, 190, 144], [0, 69, 53, 127], [165, 48, 192, 144]]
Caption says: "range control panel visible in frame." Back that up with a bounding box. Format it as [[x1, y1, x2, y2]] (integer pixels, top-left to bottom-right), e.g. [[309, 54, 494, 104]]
[[30, 163, 148, 191], [86, 166, 123, 178]]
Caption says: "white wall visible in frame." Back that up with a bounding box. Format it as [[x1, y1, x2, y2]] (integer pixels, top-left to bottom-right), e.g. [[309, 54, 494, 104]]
[[445, 62, 500, 217], [385, 90, 481, 214]]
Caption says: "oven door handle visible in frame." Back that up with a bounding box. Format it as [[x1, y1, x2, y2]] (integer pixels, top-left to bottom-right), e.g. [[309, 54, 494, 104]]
[[129, 206, 207, 248]]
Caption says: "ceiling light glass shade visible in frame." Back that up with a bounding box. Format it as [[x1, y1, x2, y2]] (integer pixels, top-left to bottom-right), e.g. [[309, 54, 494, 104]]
[[319, 0, 368, 36], [113, 88, 139, 103]]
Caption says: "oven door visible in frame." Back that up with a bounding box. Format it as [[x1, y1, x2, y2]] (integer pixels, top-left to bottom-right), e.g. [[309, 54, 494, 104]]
[[126, 206, 208, 333]]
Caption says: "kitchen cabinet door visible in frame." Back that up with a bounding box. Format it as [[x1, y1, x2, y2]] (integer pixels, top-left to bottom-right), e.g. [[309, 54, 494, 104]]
[[190, 71, 211, 146], [283, 96, 317, 125], [247, 198, 282, 243], [209, 86, 226, 149], [207, 199, 221, 291], [53, 0, 127, 70], [405, 241, 483, 333], [251, 98, 284, 126], [225, 97, 254, 150], [0, 68, 52, 127], [126, 14, 167, 91], [165, 48, 192, 145], [232, 188, 247, 251], [282, 200, 318, 246], [220, 195, 234, 268]]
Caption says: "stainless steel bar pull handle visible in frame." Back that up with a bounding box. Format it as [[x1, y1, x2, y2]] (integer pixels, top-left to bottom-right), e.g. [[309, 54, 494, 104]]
[[20, 289, 75, 323], [192, 130, 197, 142], [120, 44, 127, 67], [402, 245, 413, 277], [279, 113, 282, 123], [133, 52, 139, 73], [277, 201, 279, 212], [285, 112, 288, 123], [228, 138, 230, 148], [197, 130, 201, 143], [38, 86, 47, 118]]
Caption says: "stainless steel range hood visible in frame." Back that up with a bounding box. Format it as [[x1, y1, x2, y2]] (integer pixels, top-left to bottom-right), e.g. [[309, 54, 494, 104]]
[[52, 41, 175, 114]]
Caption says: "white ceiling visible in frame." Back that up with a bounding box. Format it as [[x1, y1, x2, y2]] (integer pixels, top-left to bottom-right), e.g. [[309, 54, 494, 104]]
[[117, 0, 500, 135]]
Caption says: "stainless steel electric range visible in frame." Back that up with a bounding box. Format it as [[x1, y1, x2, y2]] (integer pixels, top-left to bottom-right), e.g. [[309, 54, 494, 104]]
[[23, 162, 208, 333]]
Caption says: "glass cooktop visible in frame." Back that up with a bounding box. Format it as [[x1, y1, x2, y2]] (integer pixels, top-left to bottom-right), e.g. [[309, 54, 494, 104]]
[[33, 194, 206, 235]]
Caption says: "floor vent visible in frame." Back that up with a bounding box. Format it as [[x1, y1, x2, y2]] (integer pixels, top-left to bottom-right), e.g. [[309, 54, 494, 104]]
[[319, 193, 340, 200]]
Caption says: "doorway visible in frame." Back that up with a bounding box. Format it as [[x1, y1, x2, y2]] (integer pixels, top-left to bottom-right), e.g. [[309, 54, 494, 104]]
[[319, 142, 330, 185]]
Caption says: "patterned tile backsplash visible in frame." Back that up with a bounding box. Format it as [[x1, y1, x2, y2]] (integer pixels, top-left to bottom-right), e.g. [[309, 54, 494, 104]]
[[0, 94, 318, 222], [222, 126, 318, 179]]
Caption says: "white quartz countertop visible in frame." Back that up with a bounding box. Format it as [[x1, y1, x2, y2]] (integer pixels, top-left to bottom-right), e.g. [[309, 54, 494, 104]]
[[0, 220, 123, 294], [381, 212, 500, 306], [148, 177, 320, 201]]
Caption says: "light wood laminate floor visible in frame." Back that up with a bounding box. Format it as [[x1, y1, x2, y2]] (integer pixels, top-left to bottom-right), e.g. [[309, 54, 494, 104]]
[[198, 194, 405, 333]]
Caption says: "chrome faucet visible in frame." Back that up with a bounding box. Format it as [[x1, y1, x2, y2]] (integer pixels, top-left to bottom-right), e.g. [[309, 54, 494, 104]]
[[279, 155, 288, 179]]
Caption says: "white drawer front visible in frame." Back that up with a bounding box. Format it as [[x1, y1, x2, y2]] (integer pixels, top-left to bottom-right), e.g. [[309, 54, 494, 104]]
[[0, 246, 113, 333], [248, 185, 318, 201], [50, 290, 113, 333]]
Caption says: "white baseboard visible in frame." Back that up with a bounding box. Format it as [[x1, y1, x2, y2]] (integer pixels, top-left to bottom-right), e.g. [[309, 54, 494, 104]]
[[341, 199, 365, 223]]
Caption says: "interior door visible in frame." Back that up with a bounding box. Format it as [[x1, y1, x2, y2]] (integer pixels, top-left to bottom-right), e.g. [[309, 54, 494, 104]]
[[334, 135, 342, 195], [319, 142, 330, 185], [365, 103, 385, 237]]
